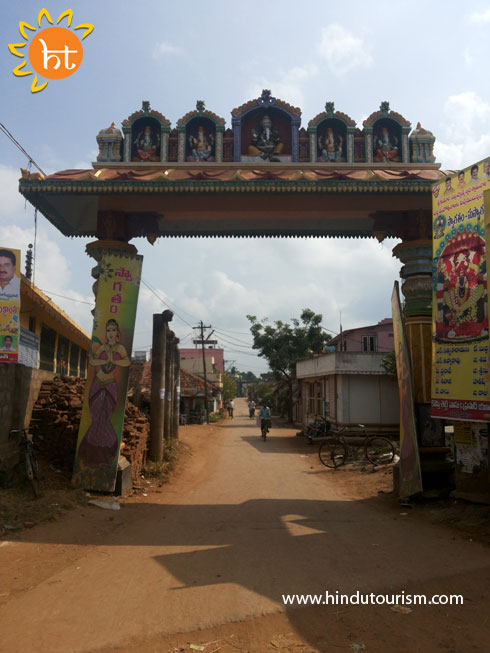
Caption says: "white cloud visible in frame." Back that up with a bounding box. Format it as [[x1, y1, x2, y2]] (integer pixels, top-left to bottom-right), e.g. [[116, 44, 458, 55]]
[[0, 165, 27, 219], [468, 9, 490, 23], [248, 64, 317, 109], [152, 41, 186, 59], [317, 24, 373, 76], [435, 92, 490, 169]]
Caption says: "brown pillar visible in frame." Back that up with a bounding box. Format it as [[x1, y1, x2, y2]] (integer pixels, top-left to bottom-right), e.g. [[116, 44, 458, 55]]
[[171, 337, 180, 439], [149, 310, 173, 460], [164, 328, 173, 441], [149, 314, 166, 461], [392, 239, 444, 446]]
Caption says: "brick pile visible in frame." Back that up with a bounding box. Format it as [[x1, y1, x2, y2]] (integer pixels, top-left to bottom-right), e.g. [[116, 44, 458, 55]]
[[30, 375, 150, 485]]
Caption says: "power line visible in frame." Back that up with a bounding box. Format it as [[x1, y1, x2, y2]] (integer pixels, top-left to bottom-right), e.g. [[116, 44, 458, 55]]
[[141, 279, 195, 328], [39, 288, 94, 305], [214, 328, 254, 347], [0, 122, 46, 176]]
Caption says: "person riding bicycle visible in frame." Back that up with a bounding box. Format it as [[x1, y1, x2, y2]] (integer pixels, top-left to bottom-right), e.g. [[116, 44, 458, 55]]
[[248, 399, 256, 418], [259, 403, 271, 435]]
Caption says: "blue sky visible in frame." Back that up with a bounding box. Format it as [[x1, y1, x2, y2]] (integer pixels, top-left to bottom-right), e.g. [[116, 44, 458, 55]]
[[2, 1, 490, 373]]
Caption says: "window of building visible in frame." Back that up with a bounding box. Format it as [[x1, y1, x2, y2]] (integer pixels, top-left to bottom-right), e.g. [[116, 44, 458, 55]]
[[69, 343, 79, 376], [56, 336, 69, 374], [39, 324, 56, 371], [79, 349, 87, 378], [362, 335, 377, 352]]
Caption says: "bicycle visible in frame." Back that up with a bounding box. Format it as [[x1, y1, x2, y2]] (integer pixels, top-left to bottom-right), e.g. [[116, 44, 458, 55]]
[[305, 416, 330, 444], [260, 418, 271, 441], [318, 424, 395, 469], [8, 425, 40, 497]]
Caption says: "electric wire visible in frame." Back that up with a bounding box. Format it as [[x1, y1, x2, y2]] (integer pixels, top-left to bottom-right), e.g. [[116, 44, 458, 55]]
[[141, 278, 195, 328], [39, 288, 94, 305], [0, 122, 46, 176]]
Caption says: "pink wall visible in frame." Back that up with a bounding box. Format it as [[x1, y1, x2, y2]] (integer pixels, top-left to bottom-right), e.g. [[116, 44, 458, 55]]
[[331, 319, 394, 353], [180, 347, 224, 372]]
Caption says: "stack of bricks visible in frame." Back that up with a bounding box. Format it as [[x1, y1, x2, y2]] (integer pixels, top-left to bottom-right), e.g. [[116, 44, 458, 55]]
[[121, 402, 149, 486], [30, 376, 150, 484]]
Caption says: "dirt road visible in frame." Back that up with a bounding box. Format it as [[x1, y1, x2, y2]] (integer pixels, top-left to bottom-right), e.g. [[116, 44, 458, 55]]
[[1, 398, 489, 652]]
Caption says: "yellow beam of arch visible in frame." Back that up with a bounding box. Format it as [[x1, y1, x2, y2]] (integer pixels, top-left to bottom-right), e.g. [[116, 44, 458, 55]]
[[73, 23, 94, 39], [13, 60, 32, 77], [57, 9, 73, 26], [19, 21, 36, 40], [31, 75, 48, 94], [8, 43, 26, 57], [38, 8, 53, 27]]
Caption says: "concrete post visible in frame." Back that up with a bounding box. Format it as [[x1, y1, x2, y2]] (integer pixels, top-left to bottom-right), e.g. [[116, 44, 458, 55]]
[[171, 337, 180, 439]]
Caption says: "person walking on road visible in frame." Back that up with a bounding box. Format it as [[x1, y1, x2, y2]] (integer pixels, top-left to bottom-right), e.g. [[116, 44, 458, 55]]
[[227, 399, 234, 418]]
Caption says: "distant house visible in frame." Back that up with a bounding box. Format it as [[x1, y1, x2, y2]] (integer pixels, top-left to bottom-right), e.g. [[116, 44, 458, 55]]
[[180, 356, 223, 409], [329, 318, 394, 353], [180, 346, 224, 372], [296, 319, 399, 436]]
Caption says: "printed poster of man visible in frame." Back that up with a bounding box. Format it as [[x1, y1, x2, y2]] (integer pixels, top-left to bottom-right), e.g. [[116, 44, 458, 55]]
[[431, 158, 490, 421], [0, 247, 21, 363]]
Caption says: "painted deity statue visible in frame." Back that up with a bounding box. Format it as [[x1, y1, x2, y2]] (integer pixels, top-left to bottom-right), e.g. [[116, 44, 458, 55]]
[[373, 127, 400, 163], [188, 126, 215, 161], [248, 115, 283, 162], [77, 319, 130, 468], [435, 235, 488, 341], [133, 125, 160, 162], [318, 127, 343, 162]]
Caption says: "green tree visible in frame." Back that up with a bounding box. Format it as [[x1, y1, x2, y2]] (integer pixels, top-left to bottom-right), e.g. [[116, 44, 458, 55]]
[[221, 373, 237, 404], [381, 350, 397, 377], [246, 309, 331, 421]]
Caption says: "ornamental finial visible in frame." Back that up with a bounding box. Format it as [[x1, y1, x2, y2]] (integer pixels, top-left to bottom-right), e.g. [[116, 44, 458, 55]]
[[325, 101, 335, 115], [380, 101, 390, 113], [142, 100, 151, 114], [196, 100, 205, 113]]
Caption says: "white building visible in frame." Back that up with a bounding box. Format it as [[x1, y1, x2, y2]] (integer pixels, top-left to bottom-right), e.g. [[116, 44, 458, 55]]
[[296, 351, 399, 436]]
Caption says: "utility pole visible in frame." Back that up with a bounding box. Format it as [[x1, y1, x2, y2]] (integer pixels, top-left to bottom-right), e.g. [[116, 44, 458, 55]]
[[193, 320, 212, 424]]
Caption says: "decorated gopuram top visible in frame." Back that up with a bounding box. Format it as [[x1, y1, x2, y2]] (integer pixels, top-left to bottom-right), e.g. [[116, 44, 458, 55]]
[[18, 92, 450, 240]]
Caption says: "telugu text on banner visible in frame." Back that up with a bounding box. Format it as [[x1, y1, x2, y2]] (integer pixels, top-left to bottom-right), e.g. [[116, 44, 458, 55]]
[[0, 246, 21, 363], [73, 250, 143, 492], [431, 158, 490, 421]]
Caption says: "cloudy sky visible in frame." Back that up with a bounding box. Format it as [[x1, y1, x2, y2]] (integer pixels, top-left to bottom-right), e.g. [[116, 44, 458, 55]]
[[2, 0, 490, 374]]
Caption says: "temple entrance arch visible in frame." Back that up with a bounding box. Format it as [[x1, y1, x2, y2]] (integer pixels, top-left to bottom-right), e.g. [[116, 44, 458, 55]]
[[18, 95, 446, 491]]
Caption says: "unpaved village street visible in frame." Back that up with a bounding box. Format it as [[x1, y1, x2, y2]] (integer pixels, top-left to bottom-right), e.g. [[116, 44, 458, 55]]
[[0, 398, 489, 652]]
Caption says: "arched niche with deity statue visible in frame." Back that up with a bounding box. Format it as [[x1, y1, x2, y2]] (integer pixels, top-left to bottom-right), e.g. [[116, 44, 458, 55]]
[[363, 102, 411, 164], [121, 101, 171, 163], [231, 90, 301, 163], [176, 101, 225, 163], [307, 102, 356, 163]]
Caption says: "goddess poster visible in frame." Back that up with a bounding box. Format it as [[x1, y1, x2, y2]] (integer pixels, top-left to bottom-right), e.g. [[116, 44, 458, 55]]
[[73, 250, 143, 492], [431, 158, 490, 421]]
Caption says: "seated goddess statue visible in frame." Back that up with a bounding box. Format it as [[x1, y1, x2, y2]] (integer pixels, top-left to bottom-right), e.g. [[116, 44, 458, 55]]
[[319, 127, 343, 162], [248, 115, 283, 162], [188, 126, 215, 161], [133, 125, 160, 162], [374, 127, 400, 162]]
